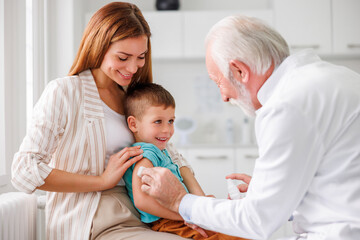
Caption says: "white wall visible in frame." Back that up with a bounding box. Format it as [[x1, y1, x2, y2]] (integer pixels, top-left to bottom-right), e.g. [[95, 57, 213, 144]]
[[84, 0, 271, 12]]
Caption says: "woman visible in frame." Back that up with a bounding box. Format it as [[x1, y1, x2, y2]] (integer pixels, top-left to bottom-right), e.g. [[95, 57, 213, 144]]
[[11, 2, 191, 240]]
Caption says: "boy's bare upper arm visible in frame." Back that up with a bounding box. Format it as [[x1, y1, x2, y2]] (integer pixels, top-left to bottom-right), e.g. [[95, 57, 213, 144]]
[[131, 158, 183, 221], [132, 158, 154, 203]]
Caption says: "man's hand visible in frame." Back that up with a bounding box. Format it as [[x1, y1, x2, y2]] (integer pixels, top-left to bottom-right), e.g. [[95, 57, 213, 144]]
[[140, 167, 187, 212]]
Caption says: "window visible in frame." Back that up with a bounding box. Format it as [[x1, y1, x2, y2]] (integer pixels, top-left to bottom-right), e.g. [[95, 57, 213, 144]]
[[0, 0, 6, 186], [26, 0, 34, 122], [0, 0, 27, 193], [26, 0, 47, 123], [0, 0, 74, 193]]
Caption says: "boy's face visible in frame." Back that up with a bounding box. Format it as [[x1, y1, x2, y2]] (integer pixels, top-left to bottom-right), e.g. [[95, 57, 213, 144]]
[[130, 105, 175, 150]]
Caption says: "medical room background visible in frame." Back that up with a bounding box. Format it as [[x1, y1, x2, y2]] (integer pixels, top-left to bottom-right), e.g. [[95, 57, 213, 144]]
[[1, 0, 359, 238]]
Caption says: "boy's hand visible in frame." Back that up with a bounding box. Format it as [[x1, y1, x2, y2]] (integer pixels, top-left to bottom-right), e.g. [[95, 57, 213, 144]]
[[184, 221, 208, 238]]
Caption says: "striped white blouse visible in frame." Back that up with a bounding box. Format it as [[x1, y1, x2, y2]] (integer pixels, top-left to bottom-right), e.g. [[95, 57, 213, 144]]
[[11, 70, 192, 240]]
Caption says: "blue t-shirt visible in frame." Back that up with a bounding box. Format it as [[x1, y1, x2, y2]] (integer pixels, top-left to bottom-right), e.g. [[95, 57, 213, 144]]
[[123, 142, 189, 223]]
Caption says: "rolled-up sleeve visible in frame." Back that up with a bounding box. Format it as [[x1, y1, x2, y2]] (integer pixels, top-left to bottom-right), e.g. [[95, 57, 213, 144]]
[[166, 142, 194, 174], [11, 80, 67, 193]]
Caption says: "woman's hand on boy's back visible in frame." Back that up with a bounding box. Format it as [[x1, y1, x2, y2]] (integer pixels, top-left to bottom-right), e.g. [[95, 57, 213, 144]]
[[100, 146, 143, 190]]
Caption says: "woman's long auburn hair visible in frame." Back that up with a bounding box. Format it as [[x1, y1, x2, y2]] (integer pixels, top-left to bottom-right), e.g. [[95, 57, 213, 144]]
[[69, 2, 152, 86]]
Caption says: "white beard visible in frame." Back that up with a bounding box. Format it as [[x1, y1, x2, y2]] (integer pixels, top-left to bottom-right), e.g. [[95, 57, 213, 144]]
[[229, 79, 256, 118]]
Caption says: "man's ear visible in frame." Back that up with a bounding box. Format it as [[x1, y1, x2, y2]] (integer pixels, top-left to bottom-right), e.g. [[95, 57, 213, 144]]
[[127, 116, 138, 133], [229, 60, 250, 84]]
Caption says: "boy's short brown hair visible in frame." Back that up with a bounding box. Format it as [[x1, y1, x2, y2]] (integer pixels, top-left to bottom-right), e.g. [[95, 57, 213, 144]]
[[124, 83, 175, 120]]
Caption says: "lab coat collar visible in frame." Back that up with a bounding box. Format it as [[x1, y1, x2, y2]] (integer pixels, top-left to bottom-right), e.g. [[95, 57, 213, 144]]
[[256, 49, 321, 111]]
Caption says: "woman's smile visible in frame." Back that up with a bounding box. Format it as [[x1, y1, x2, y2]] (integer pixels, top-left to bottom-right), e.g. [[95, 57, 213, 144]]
[[117, 70, 133, 80]]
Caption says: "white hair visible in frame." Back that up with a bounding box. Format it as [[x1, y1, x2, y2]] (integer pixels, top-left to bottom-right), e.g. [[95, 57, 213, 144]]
[[205, 15, 289, 80]]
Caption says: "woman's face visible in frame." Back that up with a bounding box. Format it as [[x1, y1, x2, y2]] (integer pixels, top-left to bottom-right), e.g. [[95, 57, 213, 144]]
[[100, 35, 148, 86]]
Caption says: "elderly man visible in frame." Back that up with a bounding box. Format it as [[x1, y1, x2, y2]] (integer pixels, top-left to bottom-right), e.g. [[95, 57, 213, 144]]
[[140, 15, 360, 239]]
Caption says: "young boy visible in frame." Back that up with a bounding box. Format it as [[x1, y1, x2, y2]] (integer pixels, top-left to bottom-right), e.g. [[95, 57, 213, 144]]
[[123, 83, 247, 240]]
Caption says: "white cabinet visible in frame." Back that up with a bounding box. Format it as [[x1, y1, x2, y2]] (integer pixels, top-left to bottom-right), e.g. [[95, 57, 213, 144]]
[[332, 0, 360, 55], [178, 146, 259, 199], [186, 147, 235, 198], [183, 10, 273, 58], [144, 10, 273, 59], [142, 12, 183, 59], [235, 147, 258, 176], [273, 0, 332, 55], [183, 11, 230, 58], [144, 3, 360, 58]]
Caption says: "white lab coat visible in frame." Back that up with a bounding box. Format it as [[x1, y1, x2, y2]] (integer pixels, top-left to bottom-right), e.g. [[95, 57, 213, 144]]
[[179, 50, 360, 239]]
